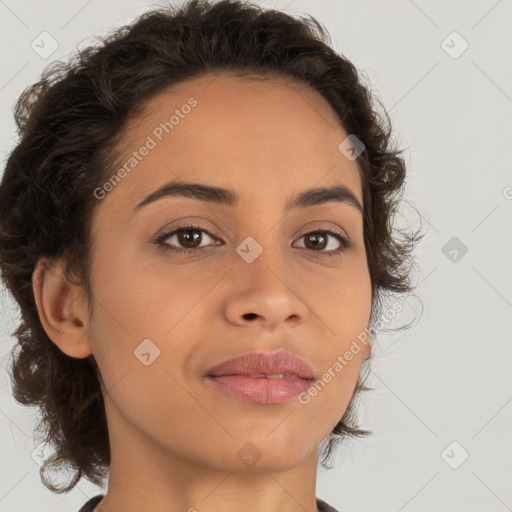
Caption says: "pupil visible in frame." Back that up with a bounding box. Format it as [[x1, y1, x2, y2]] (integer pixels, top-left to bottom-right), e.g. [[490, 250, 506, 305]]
[[175, 230, 328, 250], [180, 229, 200, 248], [307, 233, 326, 250]]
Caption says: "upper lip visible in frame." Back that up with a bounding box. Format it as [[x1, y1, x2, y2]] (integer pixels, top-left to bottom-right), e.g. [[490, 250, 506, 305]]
[[205, 350, 315, 379]]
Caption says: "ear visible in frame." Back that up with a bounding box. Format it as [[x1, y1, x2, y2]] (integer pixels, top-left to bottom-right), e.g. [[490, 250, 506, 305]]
[[361, 336, 371, 359], [361, 310, 374, 359], [32, 256, 93, 359], [359, 323, 372, 360]]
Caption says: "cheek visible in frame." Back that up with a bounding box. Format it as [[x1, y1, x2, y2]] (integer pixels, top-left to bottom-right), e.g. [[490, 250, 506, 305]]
[[85, 250, 371, 469], [87, 237, 187, 342], [88, 247, 372, 400], [314, 252, 372, 341], [303, 254, 371, 410]]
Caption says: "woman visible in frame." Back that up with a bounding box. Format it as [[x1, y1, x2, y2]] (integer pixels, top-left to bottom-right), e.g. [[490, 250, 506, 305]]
[[0, 1, 423, 511]]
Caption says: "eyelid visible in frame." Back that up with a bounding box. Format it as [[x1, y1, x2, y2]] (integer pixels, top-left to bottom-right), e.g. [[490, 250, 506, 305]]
[[154, 220, 352, 256], [153, 221, 220, 248], [155, 217, 349, 240]]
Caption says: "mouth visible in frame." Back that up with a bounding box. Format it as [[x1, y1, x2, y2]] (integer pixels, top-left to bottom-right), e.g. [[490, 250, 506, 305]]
[[204, 350, 315, 404], [205, 374, 314, 403]]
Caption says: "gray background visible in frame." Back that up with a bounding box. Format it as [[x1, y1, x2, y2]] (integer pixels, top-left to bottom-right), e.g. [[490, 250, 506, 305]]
[[1, 1, 511, 511]]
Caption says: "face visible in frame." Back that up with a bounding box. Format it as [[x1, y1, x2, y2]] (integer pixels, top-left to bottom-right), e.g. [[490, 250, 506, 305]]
[[85, 72, 372, 474]]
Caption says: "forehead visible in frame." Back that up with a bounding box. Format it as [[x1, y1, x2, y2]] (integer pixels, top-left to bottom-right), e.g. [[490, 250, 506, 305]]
[[125, 72, 348, 148], [97, 72, 363, 217]]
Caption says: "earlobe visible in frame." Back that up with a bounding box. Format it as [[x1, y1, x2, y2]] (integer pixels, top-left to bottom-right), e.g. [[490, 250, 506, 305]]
[[361, 329, 372, 360], [32, 257, 93, 359], [362, 340, 371, 359]]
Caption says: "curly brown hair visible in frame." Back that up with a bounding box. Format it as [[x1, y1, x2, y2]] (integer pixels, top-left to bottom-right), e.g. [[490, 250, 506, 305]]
[[0, 0, 424, 494]]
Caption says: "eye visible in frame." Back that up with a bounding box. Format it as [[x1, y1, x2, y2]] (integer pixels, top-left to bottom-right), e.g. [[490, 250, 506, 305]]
[[155, 223, 220, 253], [155, 223, 352, 257], [293, 228, 352, 257]]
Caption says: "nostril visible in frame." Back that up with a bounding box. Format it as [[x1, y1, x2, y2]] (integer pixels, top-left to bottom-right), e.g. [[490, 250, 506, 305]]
[[243, 313, 257, 320]]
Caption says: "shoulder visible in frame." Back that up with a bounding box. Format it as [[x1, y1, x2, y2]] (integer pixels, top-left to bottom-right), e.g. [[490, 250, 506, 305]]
[[316, 497, 341, 512], [77, 494, 105, 512], [79, 495, 338, 512]]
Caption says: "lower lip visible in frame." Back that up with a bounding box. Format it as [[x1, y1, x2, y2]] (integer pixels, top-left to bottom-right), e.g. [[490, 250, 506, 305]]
[[206, 375, 313, 404]]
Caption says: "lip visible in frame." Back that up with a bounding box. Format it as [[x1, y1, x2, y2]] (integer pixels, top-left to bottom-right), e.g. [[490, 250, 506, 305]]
[[206, 350, 315, 379], [204, 350, 315, 404]]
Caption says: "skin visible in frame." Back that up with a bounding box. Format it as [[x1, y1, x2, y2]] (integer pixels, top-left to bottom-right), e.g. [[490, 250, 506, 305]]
[[32, 72, 372, 512]]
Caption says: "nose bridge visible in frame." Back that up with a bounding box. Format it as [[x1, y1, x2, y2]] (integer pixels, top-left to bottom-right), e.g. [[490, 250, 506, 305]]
[[236, 218, 286, 273], [230, 195, 298, 289], [220, 204, 312, 329], [234, 230, 301, 306]]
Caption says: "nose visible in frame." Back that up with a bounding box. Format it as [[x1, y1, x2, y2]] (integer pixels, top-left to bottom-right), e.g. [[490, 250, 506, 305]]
[[224, 262, 309, 331]]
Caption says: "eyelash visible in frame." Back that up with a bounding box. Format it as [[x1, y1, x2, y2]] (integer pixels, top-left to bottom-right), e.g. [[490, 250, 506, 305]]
[[154, 223, 352, 258]]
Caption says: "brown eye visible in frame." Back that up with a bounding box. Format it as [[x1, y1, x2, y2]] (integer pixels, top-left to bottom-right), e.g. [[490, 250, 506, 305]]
[[303, 232, 329, 250], [175, 228, 203, 249], [155, 224, 351, 257], [294, 229, 351, 256], [157, 224, 218, 252]]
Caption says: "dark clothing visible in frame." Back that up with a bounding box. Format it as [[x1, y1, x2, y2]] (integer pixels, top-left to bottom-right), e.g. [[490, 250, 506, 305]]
[[78, 494, 104, 512], [78, 494, 340, 512]]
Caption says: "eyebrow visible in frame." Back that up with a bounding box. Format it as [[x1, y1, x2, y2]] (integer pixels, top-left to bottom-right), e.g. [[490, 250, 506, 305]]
[[133, 180, 363, 215]]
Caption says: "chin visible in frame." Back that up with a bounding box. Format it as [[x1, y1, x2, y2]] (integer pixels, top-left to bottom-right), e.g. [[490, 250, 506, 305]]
[[202, 437, 316, 474]]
